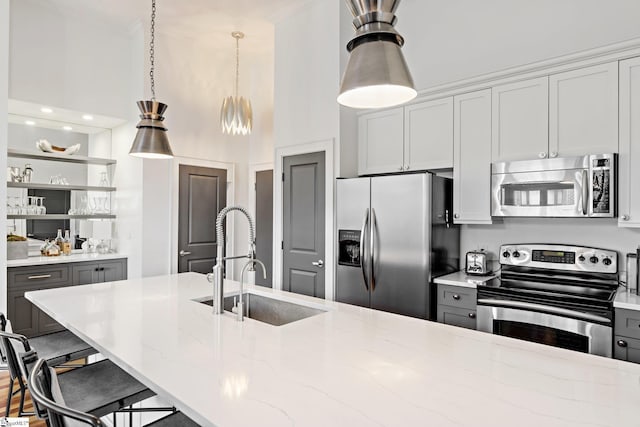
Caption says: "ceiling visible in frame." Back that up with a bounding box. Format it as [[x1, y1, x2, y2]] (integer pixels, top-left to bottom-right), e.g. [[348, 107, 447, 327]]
[[46, 0, 309, 50]]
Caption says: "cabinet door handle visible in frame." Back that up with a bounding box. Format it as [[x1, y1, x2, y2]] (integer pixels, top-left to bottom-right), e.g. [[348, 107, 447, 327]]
[[617, 340, 628, 348], [622, 215, 630, 221], [468, 312, 476, 319], [398, 166, 403, 171], [538, 152, 547, 159], [549, 151, 558, 158], [453, 213, 459, 219], [452, 294, 461, 301], [27, 274, 52, 280]]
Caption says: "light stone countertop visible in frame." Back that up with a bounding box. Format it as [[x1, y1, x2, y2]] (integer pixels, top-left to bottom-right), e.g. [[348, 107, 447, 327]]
[[433, 271, 496, 288], [614, 286, 640, 311], [7, 252, 126, 267], [26, 272, 640, 427]]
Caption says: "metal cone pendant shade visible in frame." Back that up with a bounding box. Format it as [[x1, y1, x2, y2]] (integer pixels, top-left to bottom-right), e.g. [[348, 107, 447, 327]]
[[130, 100, 173, 159], [221, 32, 253, 135], [338, 0, 416, 109], [129, 0, 174, 159]]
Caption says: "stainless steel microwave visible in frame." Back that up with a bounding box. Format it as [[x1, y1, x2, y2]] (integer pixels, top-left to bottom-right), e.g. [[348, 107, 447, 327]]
[[491, 153, 616, 218]]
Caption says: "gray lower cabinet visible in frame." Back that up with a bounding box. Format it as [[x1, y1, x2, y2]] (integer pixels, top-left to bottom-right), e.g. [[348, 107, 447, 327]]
[[614, 308, 640, 363], [436, 283, 477, 330], [8, 258, 127, 337]]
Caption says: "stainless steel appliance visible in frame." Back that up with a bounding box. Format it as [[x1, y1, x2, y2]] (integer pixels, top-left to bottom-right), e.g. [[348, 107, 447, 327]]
[[465, 250, 490, 275], [336, 173, 460, 320], [491, 153, 616, 218], [477, 244, 618, 357]]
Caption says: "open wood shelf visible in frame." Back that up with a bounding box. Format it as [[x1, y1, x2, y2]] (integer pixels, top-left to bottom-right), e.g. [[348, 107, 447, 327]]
[[7, 149, 117, 165], [7, 182, 116, 192]]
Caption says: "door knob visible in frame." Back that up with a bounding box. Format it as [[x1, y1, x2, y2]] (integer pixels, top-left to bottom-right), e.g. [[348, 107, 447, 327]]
[[179, 250, 192, 257], [312, 259, 324, 268]]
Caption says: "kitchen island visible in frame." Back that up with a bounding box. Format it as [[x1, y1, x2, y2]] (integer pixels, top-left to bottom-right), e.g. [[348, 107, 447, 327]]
[[26, 272, 640, 427]]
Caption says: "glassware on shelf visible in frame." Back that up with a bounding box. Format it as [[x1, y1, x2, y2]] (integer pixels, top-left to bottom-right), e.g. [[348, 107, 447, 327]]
[[96, 239, 110, 254], [36, 197, 46, 214], [99, 172, 110, 187], [22, 164, 33, 183]]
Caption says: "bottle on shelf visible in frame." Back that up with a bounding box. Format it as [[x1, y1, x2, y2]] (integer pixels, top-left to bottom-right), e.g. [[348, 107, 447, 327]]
[[62, 230, 72, 256], [54, 229, 64, 253]]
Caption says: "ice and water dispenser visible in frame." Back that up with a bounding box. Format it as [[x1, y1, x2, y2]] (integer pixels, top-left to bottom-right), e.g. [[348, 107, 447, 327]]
[[338, 230, 361, 267]]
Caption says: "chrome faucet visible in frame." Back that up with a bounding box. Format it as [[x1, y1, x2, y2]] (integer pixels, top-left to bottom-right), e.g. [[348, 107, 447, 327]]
[[206, 206, 256, 315], [235, 258, 267, 321]]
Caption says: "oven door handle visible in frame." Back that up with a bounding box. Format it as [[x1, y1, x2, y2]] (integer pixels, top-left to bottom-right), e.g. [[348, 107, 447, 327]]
[[581, 169, 589, 216], [477, 298, 611, 324]]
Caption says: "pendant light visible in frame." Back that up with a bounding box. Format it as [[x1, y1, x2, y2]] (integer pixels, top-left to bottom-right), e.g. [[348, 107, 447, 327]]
[[129, 0, 174, 159], [338, 0, 417, 109], [220, 32, 253, 136]]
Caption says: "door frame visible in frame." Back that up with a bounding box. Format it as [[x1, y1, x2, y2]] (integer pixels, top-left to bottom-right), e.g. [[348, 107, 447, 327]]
[[248, 162, 273, 286], [171, 157, 235, 275], [274, 138, 335, 300]]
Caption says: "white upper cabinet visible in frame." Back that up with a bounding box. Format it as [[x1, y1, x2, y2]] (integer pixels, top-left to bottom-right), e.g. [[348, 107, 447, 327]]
[[358, 107, 404, 175], [357, 98, 454, 175], [453, 89, 493, 224], [404, 98, 454, 171], [549, 62, 619, 157], [618, 57, 640, 227], [492, 77, 549, 162]]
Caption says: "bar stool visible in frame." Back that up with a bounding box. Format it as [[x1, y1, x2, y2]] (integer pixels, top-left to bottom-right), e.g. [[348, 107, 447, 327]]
[[2, 331, 155, 421], [28, 357, 200, 427], [0, 313, 97, 417]]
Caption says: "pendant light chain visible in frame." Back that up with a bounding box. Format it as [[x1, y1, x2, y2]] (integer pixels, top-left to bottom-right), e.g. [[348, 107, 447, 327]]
[[149, 0, 156, 100], [235, 35, 240, 99]]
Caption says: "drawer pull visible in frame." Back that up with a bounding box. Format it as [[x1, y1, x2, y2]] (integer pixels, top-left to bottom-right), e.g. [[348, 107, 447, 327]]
[[452, 294, 461, 301], [27, 274, 52, 280], [617, 340, 628, 348], [468, 312, 476, 319]]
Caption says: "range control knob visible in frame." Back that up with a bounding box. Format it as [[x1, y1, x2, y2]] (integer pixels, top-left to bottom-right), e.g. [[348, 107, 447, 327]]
[[578, 255, 586, 262], [502, 251, 510, 258], [512, 251, 520, 258], [602, 258, 612, 266], [590, 256, 599, 264]]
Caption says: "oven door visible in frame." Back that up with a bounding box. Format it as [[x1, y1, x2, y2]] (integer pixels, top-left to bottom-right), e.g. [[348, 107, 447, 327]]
[[491, 168, 587, 217], [477, 299, 612, 357]]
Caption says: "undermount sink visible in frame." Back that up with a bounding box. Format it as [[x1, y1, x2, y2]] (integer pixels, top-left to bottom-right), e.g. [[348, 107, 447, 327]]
[[197, 292, 326, 326]]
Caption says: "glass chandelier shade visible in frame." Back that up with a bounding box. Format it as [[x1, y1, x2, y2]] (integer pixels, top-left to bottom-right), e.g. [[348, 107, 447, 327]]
[[129, 0, 174, 159], [221, 32, 253, 136], [338, 0, 417, 109]]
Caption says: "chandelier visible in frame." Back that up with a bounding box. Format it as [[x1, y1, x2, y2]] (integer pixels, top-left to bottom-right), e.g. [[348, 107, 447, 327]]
[[220, 32, 253, 136]]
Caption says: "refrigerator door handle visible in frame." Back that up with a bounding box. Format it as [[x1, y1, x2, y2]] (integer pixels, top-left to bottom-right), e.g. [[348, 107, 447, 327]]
[[360, 208, 369, 291], [370, 208, 376, 292]]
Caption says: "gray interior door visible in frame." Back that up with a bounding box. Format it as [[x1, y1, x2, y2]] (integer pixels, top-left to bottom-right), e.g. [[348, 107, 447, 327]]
[[282, 152, 325, 298], [178, 165, 227, 273], [255, 169, 273, 287]]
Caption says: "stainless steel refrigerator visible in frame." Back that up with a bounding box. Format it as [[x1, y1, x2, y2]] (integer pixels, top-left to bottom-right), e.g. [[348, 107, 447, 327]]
[[336, 173, 459, 319]]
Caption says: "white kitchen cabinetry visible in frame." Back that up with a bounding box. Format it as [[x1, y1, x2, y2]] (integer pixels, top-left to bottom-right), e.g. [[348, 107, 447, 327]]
[[491, 77, 549, 162], [357, 98, 454, 175], [453, 89, 492, 224], [358, 107, 404, 175], [618, 57, 640, 227], [404, 97, 454, 170], [549, 62, 619, 157]]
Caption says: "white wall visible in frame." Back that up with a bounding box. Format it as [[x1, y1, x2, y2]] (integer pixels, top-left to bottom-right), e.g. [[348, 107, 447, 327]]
[[1, 0, 10, 313], [274, 1, 340, 149], [398, 0, 640, 90], [9, 0, 132, 118]]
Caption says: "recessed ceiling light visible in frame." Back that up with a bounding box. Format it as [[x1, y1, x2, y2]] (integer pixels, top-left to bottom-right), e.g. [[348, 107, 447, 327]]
[[82, 114, 94, 121], [63, 126, 73, 131], [25, 120, 36, 126], [40, 107, 53, 113]]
